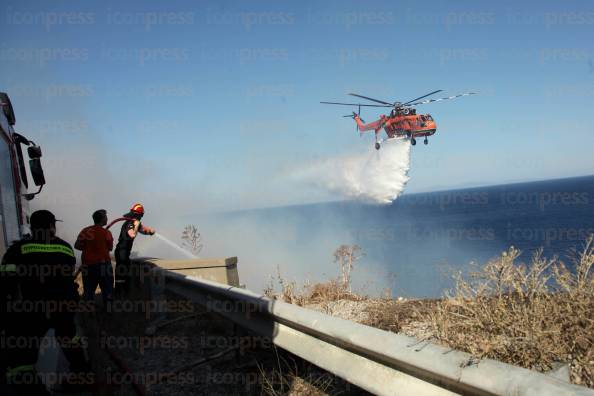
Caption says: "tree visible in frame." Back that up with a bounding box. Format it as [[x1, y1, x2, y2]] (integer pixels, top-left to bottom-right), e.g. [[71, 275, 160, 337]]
[[181, 225, 203, 255], [333, 244, 364, 291]]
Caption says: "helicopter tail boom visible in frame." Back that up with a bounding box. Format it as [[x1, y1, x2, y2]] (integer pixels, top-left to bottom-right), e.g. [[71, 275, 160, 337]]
[[353, 114, 383, 132]]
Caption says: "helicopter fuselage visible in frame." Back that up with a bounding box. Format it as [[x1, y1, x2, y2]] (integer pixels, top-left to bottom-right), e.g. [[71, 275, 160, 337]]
[[354, 113, 437, 139], [383, 113, 437, 139]]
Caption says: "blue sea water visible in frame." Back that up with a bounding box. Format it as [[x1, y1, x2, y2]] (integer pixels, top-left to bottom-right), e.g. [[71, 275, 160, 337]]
[[202, 175, 594, 298]]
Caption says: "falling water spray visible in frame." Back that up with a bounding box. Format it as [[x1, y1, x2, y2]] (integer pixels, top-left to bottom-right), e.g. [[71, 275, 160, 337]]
[[295, 138, 411, 203]]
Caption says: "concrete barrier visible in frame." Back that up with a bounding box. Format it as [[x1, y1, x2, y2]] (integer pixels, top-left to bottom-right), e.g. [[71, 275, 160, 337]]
[[143, 257, 239, 286]]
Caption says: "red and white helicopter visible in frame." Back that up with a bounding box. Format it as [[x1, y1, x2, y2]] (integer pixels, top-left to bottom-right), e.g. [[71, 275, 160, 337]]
[[321, 90, 475, 149]]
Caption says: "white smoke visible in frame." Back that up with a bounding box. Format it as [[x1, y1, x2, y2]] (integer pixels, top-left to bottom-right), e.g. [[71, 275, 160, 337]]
[[295, 138, 411, 204]]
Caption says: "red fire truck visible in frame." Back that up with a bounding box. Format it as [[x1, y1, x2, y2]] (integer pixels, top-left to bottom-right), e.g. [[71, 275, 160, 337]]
[[0, 92, 46, 256]]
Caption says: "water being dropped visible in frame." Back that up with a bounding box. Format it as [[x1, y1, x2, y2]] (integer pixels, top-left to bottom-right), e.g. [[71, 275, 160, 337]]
[[295, 138, 411, 204]]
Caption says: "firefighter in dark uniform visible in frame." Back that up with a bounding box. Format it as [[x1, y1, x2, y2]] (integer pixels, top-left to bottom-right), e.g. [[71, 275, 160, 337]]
[[1, 210, 91, 394], [114, 203, 155, 294]]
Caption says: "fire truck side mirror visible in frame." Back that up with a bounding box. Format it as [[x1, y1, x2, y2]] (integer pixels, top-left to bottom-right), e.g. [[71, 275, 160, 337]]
[[27, 146, 45, 187], [29, 158, 45, 187], [27, 145, 42, 159]]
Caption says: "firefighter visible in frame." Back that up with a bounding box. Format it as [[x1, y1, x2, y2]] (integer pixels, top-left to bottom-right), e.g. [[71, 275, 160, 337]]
[[1, 210, 91, 394], [114, 203, 155, 295]]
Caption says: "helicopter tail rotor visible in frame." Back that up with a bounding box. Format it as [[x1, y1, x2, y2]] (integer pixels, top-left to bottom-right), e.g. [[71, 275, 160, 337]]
[[343, 108, 364, 133]]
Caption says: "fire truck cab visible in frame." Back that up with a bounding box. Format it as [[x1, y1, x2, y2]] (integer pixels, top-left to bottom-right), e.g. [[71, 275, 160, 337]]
[[0, 92, 46, 256]]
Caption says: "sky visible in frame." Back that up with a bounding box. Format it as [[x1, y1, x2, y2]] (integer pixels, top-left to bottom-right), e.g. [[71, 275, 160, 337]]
[[1, 0, 594, 214]]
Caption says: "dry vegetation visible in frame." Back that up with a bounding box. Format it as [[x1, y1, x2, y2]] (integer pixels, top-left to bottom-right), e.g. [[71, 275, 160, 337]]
[[264, 274, 367, 307], [426, 238, 594, 387], [180, 224, 203, 255], [264, 244, 367, 306], [266, 239, 594, 389], [257, 349, 340, 396], [363, 299, 439, 335]]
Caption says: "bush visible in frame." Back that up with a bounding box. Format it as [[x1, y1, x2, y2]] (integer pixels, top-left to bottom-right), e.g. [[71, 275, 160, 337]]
[[427, 237, 594, 387], [264, 245, 367, 306], [264, 273, 365, 306]]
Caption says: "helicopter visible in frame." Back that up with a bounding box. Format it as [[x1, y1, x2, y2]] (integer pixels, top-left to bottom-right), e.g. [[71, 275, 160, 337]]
[[321, 90, 476, 149]]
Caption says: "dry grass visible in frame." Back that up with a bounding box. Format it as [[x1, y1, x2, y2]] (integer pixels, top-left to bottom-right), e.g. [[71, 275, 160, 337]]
[[363, 299, 440, 334], [257, 349, 334, 396], [256, 346, 368, 395], [264, 268, 367, 307], [426, 237, 594, 387], [265, 244, 367, 307], [304, 279, 367, 304]]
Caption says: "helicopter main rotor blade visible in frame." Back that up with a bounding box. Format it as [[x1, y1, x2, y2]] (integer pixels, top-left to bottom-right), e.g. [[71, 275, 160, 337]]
[[406, 92, 476, 106], [403, 90, 443, 105], [320, 101, 392, 107], [347, 93, 393, 106]]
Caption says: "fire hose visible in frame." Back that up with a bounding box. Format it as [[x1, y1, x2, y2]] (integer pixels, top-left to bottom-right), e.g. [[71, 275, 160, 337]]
[[105, 217, 133, 230]]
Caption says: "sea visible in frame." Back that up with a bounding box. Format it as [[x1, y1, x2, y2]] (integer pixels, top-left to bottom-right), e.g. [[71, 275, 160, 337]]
[[194, 175, 594, 298]]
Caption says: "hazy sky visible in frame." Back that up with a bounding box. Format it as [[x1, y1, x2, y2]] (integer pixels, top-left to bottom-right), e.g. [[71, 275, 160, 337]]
[[2, 0, 594, 213]]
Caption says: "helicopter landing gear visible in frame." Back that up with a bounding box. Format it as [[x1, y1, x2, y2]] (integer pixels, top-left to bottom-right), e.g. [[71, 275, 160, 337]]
[[411, 138, 416, 146], [375, 142, 381, 150], [424, 138, 428, 145]]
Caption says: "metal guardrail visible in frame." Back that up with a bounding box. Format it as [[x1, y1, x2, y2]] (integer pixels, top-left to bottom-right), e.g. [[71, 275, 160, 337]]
[[144, 262, 593, 396]]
